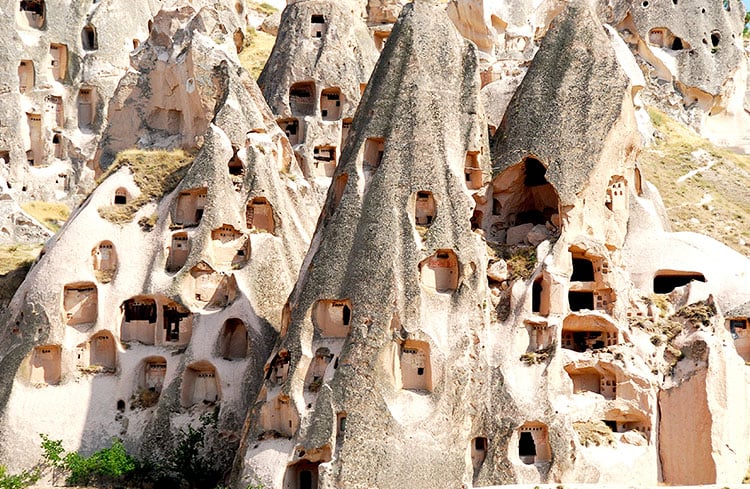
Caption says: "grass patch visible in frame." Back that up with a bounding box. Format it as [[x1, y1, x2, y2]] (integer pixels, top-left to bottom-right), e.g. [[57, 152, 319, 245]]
[[246, 1, 278, 15], [0, 244, 41, 276], [574, 420, 616, 447], [238, 28, 276, 79], [0, 244, 41, 305], [487, 243, 537, 281], [97, 149, 193, 225], [645, 293, 669, 317], [641, 107, 750, 256], [20, 201, 70, 232]]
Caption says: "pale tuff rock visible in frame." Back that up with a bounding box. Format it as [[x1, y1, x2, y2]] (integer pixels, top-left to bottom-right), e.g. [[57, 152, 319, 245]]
[[258, 0, 378, 200], [0, 0, 253, 246], [603, 0, 750, 149], [606, 0, 745, 98], [0, 190, 51, 245], [366, 0, 410, 25], [446, 0, 569, 147], [447, 0, 536, 61], [0, 5, 317, 473], [259, 11, 282, 35], [484, 1, 750, 485], [1, 0, 750, 486], [0, 0, 165, 203], [235, 3, 493, 488], [96, 4, 247, 170]]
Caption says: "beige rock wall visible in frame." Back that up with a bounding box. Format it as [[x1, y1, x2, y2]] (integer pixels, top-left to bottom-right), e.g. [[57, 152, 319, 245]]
[[658, 370, 715, 484]]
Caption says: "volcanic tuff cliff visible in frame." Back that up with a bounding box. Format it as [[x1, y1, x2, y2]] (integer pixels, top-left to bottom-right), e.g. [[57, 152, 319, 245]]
[[258, 0, 379, 202], [237, 2, 493, 487], [0, 0, 172, 202], [0, 0, 750, 488], [0, 3, 318, 474]]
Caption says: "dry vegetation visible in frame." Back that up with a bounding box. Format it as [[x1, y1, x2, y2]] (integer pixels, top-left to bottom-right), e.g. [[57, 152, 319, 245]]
[[239, 28, 276, 79], [487, 243, 538, 281], [0, 243, 42, 305], [640, 108, 750, 256], [519, 344, 553, 365], [131, 388, 160, 409], [0, 244, 41, 276], [97, 149, 193, 225], [633, 299, 716, 373], [20, 201, 70, 232], [674, 300, 716, 327], [574, 420, 616, 447], [246, 1, 277, 15]]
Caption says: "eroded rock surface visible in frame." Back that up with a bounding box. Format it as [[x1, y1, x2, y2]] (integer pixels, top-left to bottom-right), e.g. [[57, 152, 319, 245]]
[[0, 0, 749, 487], [0, 5, 318, 473]]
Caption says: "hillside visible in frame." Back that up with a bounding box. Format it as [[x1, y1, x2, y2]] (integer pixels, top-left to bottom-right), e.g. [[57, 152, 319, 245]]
[[641, 108, 750, 256], [0, 0, 749, 488]]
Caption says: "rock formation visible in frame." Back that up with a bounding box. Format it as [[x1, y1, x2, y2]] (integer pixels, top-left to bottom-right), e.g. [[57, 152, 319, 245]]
[[232, 1, 750, 487], [604, 0, 750, 148], [235, 2, 493, 487], [0, 0, 166, 202], [0, 0, 749, 487], [95, 3, 248, 170], [258, 0, 378, 201], [0, 193, 51, 245], [447, 0, 568, 134], [0, 4, 318, 474]]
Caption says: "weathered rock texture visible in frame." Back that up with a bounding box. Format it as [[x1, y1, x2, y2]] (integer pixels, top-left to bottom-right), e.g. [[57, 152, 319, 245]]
[[258, 0, 378, 201], [234, 2, 750, 487], [235, 2, 495, 488], [0, 5, 318, 473], [603, 0, 749, 148], [1, 0, 750, 487], [0, 192, 51, 245], [96, 4, 247, 170], [446, 0, 569, 135], [0, 0, 165, 202], [0, 0, 257, 254]]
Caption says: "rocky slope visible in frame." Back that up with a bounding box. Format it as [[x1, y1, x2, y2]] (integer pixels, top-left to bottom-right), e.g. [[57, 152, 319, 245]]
[[236, 2, 492, 487], [0, 4, 318, 476], [0, 0, 749, 488]]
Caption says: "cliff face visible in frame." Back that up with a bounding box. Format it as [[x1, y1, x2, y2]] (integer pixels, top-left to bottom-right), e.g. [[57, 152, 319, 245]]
[[0, 0, 167, 203], [236, 3, 495, 487], [603, 0, 750, 148], [95, 4, 248, 170], [235, 1, 750, 487], [257, 0, 378, 202], [0, 5, 318, 473], [1, 0, 750, 487]]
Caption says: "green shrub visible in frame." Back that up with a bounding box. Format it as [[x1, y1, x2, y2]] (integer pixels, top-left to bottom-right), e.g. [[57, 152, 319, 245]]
[[0, 465, 40, 489], [64, 439, 135, 485], [40, 435, 135, 485], [40, 434, 65, 467], [166, 412, 224, 489], [132, 411, 227, 489], [38, 411, 232, 489]]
